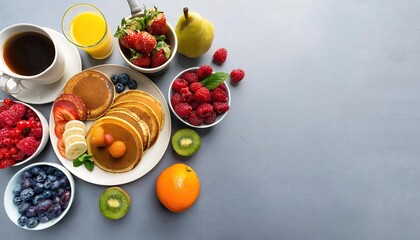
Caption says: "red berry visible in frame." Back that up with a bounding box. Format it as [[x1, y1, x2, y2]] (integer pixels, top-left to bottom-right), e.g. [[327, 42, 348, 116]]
[[12, 150, 25, 161], [230, 69, 245, 83], [174, 103, 192, 118], [28, 127, 43, 139], [104, 133, 114, 146], [3, 98, 13, 107], [213, 102, 230, 114], [211, 88, 228, 102], [0, 103, 27, 127], [0, 159, 15, 169], [213, 48, 228, 64], [172, 78, 188, 92], [204, 111, 217, 125], [181, 71, 199, 84], [194, 87, 211, 103], [16, 137, 40, 156], [196, 103, 214, 117], [197, 64, 213, 80], [171, 92, 183, 106], [188, 111, 204, 126], [150, 49, 168, 68], [180, 87, 193, 102], [218, 83, 227, 91], [189, 82, 203, 92]]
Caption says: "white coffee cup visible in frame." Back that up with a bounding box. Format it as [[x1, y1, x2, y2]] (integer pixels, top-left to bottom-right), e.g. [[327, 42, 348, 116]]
[[0, 23, 66, 94]]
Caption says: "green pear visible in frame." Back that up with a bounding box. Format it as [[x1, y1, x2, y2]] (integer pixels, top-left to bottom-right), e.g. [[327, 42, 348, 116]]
[[175, 7, 214, 58]]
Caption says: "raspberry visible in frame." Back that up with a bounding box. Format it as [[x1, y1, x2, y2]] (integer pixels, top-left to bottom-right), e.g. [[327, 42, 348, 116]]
[[171, 92, 183, 106], [188, 111, 204, 126], [211, 88, 227, 102], [24, 108, 38, 120], [181, 71, 199, 84], [230, 69, 245, 83], [3, 98, 13, 107], [189, 82, 203, 92], [213, 48, 228, 64], [194, 87, 211, 103], [218, 83, 227, 91], [0, 159, 16, 169], [196, 103, 214, 117], [180, 87, 193, 102], [190, 101, 200, 110], [0, 127, 14, 145], [28, 127, 43, 139], [16, 137, 40, 156], [197, 64, 213, 80], [12, 150, 25, 161], [213, 102, 230, 114], [0, 103, 27, 127], [172, 78, 188, 92], [204, 111, 217, 125], [174, 103, 192, 118]]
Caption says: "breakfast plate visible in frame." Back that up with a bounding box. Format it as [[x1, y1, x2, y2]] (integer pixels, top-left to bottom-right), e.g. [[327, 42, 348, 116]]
[[10, 28, 82, 104], [49, 64, 171, 185]]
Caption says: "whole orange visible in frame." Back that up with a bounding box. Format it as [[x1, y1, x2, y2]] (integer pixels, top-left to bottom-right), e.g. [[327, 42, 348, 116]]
[[156, 163, 200, 213]]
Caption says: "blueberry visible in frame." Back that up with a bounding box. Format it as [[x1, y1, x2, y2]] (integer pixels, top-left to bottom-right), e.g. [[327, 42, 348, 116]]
[[60, 191, 71, 207], [36, 171, 47, 183], [54, 170, 65, 177], [17, 215, 28, 227], [111, 74, 119, 84], [46, 204, 62, 219], [36, 199, 52, 214], [39, 215, 49, 223], [13, 183, 22, 195], [30, 167, 42, 175], [21, 178, 33, 189], [43, 179, 52, 189], [13, 196, 23, 206], [21, 171, 33, 179], [46, 166, 56, 175], [41, 190, 54, 199], [52, 195, 61, 204], [18, 201, 31, 214], [26, 217, 39, 228], [25, 205, 37, 217], [20, 188, 35, 201], [59, 177, 70, 188], [32, 194, 44, 205], [115, 83, 125, 93], [128, 79, 138, 89], [51, 180, 60, 190], [119, 73, 130, 85], [34, 182, 44, 194], [47, 175, 57, 182]]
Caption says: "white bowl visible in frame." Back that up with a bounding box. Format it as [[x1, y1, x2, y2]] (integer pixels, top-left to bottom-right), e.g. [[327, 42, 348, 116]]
[[0, 100, 49, 167], [4, 162, 75, 230], [117, 20, 178, 76], [168, 67, 231, 128]]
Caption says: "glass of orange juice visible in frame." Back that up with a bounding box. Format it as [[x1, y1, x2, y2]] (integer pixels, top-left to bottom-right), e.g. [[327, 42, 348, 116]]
[[61, 4, 113, 59]]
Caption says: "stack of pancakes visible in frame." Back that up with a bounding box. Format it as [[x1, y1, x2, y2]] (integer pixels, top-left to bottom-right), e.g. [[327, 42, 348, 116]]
[[63, 69, 165, 173]]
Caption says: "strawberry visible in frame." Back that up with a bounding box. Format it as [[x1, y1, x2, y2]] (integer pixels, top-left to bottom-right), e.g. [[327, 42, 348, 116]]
[[54, 120, 68, 139], [130, 31, 156, 54], [145, 7, 168, 35], [151, 49, 168, 68], [56, 94, 87, 120], [117, 29, 137, 49], [52, 101, 78, 123], [130, 50, 151, 68], [57, 138, 66, 158]]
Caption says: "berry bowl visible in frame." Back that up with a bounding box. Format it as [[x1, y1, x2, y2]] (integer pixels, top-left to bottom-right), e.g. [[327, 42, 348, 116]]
[[168, 66, 231, 128], [0, 98, 49, 168], [115, 6, 178, 76], [4, 162, 75, 230]]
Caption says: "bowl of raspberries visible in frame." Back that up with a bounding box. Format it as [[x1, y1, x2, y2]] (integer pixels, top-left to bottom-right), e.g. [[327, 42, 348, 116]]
[[169, 65, 231, 128], [114, 6, 178, 75], [4, 162, 74, 230], [0, 98, 49, 168]]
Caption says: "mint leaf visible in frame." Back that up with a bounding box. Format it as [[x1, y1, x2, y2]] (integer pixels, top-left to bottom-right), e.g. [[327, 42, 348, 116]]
[[84, 160, 94, 172], [73, 159, 83, 167], [201, 72, 229, 90]]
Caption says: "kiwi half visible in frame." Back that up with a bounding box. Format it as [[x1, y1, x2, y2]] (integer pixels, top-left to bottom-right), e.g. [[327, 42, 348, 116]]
[[171, 128, 201, 156], [99, 187, 131, 220]]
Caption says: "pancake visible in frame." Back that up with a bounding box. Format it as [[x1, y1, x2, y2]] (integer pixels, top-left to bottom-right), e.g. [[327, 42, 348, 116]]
[[106, 108, 151, 150], [111, 101, 160, 146], [86, 116, 143, 173], [63, 70, 115, 120], [114, 90, 164, 130]]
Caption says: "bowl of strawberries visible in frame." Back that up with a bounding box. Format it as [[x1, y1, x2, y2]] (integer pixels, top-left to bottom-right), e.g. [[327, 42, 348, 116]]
[[169, 65, 231, 128], [0, 98, 49, 168], [115, 6, 178, 75]]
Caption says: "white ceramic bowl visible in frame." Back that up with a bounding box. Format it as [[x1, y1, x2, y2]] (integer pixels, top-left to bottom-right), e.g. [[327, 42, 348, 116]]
[[0, 100, 49, 167], [168, 67, 231, 128], [117, 20, 178, 75], [4, 162, 75, 230]]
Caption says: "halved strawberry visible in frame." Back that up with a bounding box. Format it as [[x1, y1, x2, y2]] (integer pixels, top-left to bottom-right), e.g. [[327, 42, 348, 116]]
[[54, 120, 68, 139], [57, 94, 87, 120], [53, 100, 78, 123], [57, 138, 66, 158]]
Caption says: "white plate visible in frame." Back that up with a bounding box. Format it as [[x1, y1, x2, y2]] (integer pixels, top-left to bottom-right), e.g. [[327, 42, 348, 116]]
[[10, 28, 82, 104], [49, 64, 171, 185]]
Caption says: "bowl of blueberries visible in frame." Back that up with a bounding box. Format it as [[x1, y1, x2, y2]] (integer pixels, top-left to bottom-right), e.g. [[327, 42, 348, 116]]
[[4, 162, 75, 230]]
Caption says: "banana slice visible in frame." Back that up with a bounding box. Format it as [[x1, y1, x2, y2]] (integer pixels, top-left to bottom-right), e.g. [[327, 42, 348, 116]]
[[64, 134, 86, 148], [65, 141, 88, 160], [65, 120, 86, 131], [63, 127, 86, 141]]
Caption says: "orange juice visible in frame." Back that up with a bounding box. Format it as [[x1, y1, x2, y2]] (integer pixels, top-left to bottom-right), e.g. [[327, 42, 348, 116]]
[[69, 11, 113, 59]]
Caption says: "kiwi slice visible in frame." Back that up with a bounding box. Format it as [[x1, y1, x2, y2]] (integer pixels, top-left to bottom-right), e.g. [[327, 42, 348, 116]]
[[171, 128, 201, 156], [99, 187, 131, 220]]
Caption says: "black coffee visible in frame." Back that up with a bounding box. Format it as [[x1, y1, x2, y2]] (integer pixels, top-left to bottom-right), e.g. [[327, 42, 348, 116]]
[[3, 32, 55, 76]]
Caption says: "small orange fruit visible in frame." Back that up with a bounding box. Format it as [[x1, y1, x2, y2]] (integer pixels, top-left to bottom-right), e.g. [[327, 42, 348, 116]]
[[90, 126, 106, 147], [108, 140, 126, 158], [156, 163, 200, 213]]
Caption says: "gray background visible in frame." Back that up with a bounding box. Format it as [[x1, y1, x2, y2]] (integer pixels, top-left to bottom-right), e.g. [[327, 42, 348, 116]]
[[1, 0, 420, 239]]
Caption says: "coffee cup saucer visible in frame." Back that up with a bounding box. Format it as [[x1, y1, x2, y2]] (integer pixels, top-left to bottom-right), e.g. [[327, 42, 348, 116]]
[[6, 27, 82, 104]]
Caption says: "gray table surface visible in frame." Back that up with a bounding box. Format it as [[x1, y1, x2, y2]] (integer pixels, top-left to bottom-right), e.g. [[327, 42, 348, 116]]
[[1, 0, 420, 239]]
